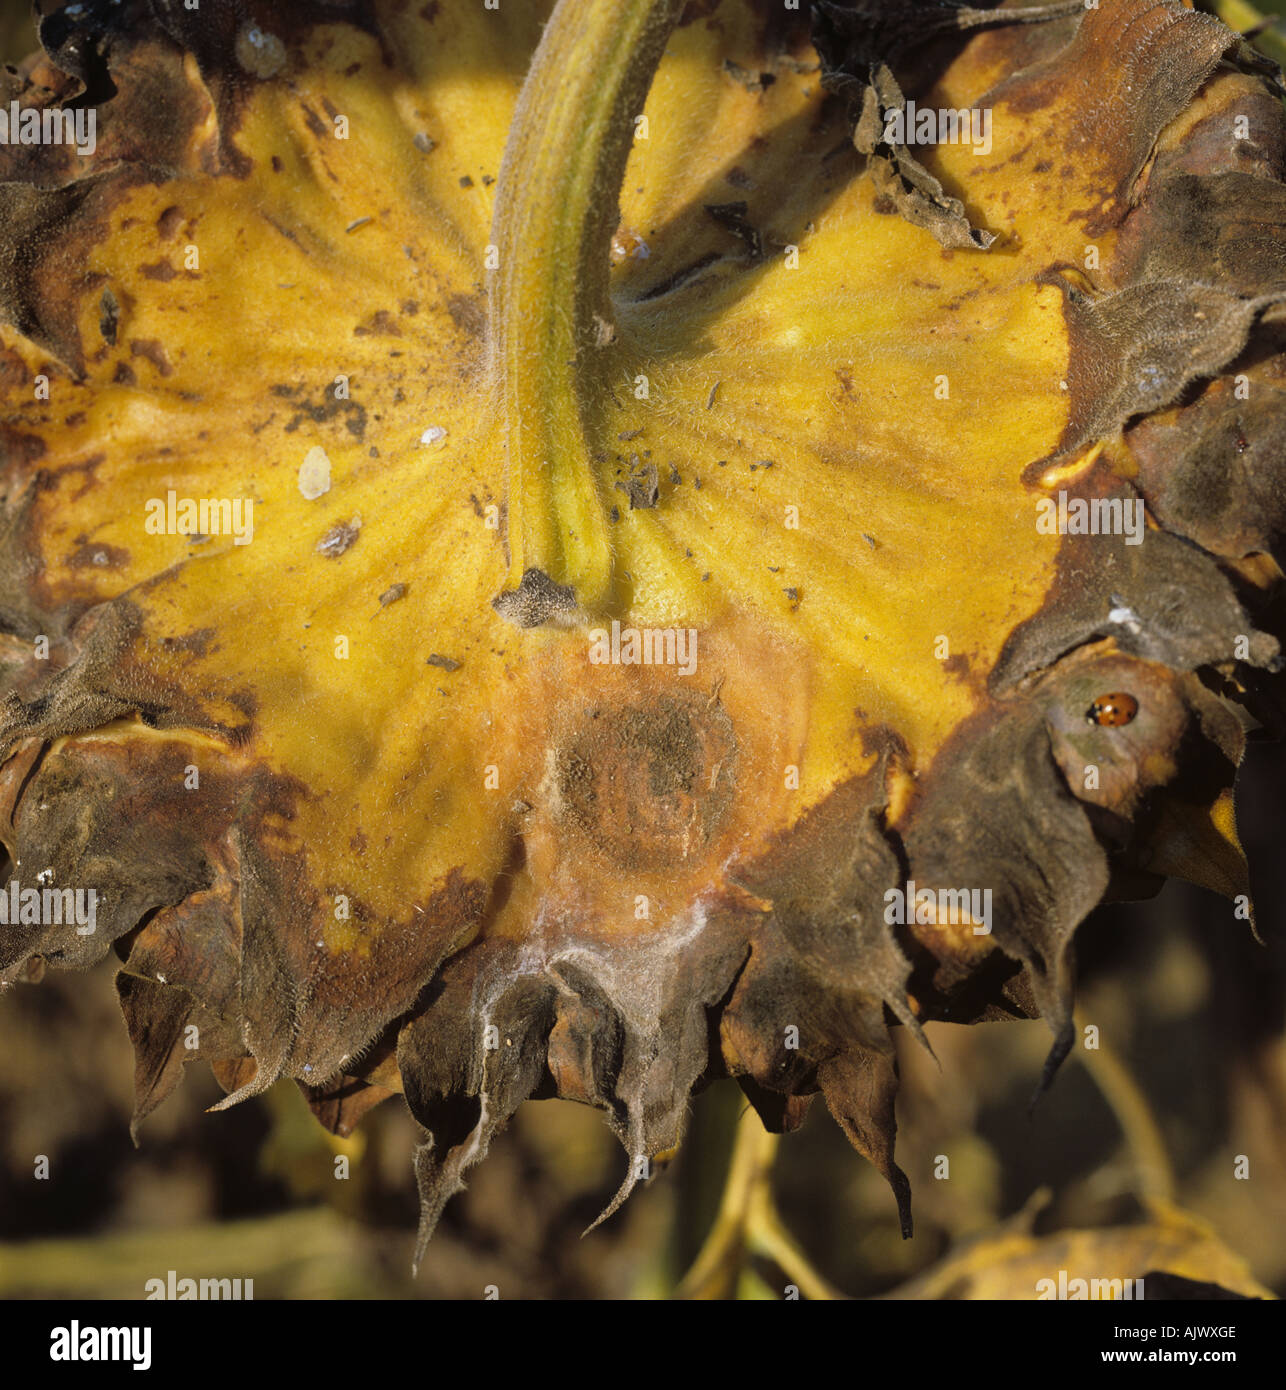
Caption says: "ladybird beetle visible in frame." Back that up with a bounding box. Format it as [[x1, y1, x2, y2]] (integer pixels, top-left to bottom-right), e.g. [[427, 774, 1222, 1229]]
[[1087, 692, 1138, 727]]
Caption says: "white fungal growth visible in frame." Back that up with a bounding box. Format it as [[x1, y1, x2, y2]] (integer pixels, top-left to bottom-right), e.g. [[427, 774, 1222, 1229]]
[[1109, 604, 1141, 629], [299, 446, 332, 500], [420, 425, 448, 448], [236, 24, 286, 79]]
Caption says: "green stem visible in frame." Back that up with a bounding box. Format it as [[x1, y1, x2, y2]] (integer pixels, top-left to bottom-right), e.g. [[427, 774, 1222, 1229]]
[[673, 1106, 844, 1300], [746, 1191, 845, 1302], [490, 0, 682, 610], [1076, 1010, 1176, 1205]]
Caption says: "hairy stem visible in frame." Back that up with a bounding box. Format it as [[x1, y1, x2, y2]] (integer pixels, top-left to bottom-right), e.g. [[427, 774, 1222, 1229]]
[[490, 0, 682, 610]]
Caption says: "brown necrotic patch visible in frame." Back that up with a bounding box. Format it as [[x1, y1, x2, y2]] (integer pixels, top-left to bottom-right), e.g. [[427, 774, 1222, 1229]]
[[557, 691, 737, 871], [271, 382, 368, 441], [66, 540, 130, 570]]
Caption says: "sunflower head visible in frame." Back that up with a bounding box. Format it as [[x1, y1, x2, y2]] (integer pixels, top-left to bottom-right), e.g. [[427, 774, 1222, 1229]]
[[0, 0, 1284, 1260]]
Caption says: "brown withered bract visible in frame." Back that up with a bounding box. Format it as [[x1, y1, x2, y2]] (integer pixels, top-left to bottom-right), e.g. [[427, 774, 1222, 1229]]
[[0, 0, 1284, 1265]]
